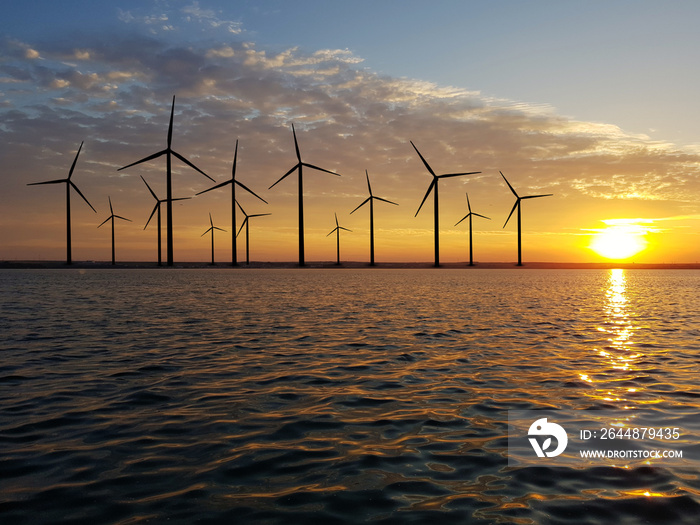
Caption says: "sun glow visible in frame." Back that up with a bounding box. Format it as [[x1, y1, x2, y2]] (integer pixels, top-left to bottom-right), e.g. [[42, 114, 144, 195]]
[[590, 220, 651, 260]]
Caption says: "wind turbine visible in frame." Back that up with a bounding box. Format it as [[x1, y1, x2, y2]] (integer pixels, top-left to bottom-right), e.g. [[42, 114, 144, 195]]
[[201, 213, 226, 266], [350, 170, 398, 266], [501, 171, 553, 266], [411, 141, 480, 267], [235, 201, 270, 266], [141, 176, 190, 266], [118, 96, 214, 266], [454, 193, 490, 267], [97, 196, 132, 265], [268, 124, 340, 266], [326, 212, 352, 266], [27, 141, 96, 264], [196, 140, 267, 266]]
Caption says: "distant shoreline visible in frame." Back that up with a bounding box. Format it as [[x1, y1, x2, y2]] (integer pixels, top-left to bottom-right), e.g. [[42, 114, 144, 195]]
[[2, 260, 700, 270]]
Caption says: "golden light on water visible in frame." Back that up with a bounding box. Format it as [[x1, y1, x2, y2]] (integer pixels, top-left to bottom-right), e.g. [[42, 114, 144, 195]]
[[584, 269, 647, 410]]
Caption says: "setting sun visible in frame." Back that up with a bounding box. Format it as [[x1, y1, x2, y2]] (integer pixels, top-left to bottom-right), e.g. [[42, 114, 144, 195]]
[[590, 220, 650, 260]]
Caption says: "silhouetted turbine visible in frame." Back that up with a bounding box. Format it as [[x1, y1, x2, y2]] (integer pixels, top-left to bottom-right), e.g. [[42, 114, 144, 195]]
[[118, 96, 214, 266], [201, 213, 226, 265], [235, 201, 270, 266], [98, 196, 131, 265], [411, 141, 480, 267], [350, 170, 398, 266], [141, 176, 191, 266], [454, 193, 490, 267], [326, 212, 352, 266], [197, 140, 267, 266], [501, 171, 553, 266], [27, 141, 96, 264], [269, 124, 340, 266]]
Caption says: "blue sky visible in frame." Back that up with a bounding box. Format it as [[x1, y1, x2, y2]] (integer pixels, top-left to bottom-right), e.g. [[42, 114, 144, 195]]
[[2, 1, 699, 262]]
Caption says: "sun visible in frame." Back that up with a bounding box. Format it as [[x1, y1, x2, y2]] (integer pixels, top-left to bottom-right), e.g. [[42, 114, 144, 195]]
[[590, 223, 648, 260]]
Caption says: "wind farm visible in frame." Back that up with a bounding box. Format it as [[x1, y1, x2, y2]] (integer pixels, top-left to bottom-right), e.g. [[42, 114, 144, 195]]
[[196, 140, 267, 266], [97, 197, 131, 265]]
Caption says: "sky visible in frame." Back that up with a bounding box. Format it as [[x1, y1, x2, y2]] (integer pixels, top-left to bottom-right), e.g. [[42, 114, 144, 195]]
[[2, 0, 700, 264]]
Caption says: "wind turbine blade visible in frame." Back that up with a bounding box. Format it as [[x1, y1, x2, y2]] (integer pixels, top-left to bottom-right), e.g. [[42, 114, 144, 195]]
[[269, 164, 297, 189], [374, 196, 398, 206], [67, 141, 84, 180], [201, 227, 213, 237], [236, 220, 247, 237], [291, 123, 301, 162], [70, 181, 97, 212], [410, 141, 436, 177], [209, 213, 213, 227], [27, 179, 66, 186], [97, 217, 111, 228], [114, 215, 131, 222], [466, 193, 473, 213], [438, 171, 481, 179], [455, 214, 470, 226], [249, 213, 271, 218], [334, 212, 339, 227], [326, 228, 338, 237], [350, 197, 370, 214], [108, 196, 114, 215], [167, 96, 175, 148], [522, 193, 554, 199], [171, 150, 214, 181], [235, 200, 247, 216], [214, 227, 227, 232], [119, 149, 167, 171], [503, 201, 519, 229], [144, 203, 158, 229], [196, 178, 232, 195], [500, 171, 519, 198], [415, 179, 436, 217], [339, 227, 352, 232], [365, 170, 373, 196], [302, 163, 339, 176], [231, 139, 238, 177], [235, 180, 268, 203], [141, 176, 158, 200], [474, 213, 491, 220]]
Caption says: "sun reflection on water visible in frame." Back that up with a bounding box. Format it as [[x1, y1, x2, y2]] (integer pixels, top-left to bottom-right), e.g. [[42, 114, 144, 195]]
[[584, 269, 645, 408]]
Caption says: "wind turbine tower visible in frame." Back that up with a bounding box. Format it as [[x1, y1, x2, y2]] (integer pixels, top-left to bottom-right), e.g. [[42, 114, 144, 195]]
[[501, 171, 553, 266], [268, 124, 340, 266], [411, 141, 480, 267], [98, 196, 131, 265], [350, 170, 398, 266], [27, 141, 97, 264]]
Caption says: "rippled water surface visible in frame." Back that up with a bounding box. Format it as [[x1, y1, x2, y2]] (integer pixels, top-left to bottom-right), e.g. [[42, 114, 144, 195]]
[[2, 268, 700, 524]]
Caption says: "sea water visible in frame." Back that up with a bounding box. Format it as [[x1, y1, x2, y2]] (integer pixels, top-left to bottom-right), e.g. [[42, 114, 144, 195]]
[[1, 268, 699, 524]]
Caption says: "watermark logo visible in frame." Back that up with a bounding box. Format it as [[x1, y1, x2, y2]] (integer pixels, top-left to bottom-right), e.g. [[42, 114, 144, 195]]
[[528, 417, 568, 457]]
